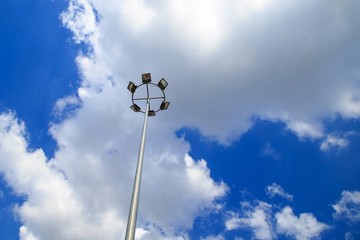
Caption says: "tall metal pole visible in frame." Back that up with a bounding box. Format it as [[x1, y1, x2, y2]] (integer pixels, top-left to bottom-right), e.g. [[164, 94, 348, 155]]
[[125, 98, 150, 240]]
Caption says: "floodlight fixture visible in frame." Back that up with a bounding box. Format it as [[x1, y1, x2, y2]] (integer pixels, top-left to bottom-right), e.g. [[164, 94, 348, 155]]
[[142, 73, 151, 84], [160, 101, 170, 110], [148, 110, 156, 116], [130, 104, 141, 112], [127, 81, 137, 93], [157, 78, 168, 90]]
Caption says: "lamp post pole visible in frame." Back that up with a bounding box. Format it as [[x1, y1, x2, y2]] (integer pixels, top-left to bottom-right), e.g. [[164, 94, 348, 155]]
[[125, 73, 170, 240], [125, 98, 149, 240]]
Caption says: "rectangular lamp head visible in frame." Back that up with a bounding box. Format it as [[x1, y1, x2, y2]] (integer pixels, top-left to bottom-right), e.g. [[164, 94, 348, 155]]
[[127, 81, 137, 93], [158, 78, 168, 90], [160, 101, 170, 110], [130, 104, 141, 112], [148, 110, 156, 116], [142, 73, 151, 83]]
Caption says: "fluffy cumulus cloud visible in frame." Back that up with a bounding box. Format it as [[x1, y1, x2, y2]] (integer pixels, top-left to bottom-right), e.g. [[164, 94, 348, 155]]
[[0, 113, 111, 240], [333, 190, 360, 222], [0, 107, 226, 239], [60, 0, 360, 145], [275, 207, 329, 240], [225, 199, 329, 240], [225, 201, 274, 240]]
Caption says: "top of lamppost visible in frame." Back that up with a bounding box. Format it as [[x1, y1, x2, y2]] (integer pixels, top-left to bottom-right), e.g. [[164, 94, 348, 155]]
[[127, 73, 170, 116]]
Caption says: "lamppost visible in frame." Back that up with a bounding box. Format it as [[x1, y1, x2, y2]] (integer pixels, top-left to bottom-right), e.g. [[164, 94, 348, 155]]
[[125, 73, 170, 240]]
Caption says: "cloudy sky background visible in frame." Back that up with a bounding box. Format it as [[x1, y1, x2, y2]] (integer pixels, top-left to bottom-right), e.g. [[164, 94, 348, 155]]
[[1, 0, 360, 239]]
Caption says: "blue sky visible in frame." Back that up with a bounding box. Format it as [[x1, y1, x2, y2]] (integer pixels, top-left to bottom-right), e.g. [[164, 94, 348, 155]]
[[1, 0, 360, 239]]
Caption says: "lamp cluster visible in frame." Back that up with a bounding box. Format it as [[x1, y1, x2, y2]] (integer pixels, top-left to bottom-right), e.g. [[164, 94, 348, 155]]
[[127, 73, 170, 116]]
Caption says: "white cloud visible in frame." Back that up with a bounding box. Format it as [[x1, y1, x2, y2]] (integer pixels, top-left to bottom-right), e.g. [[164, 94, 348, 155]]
[[0, 108, 227, 239], [225, 201, 274, 240], [60, 0, 98, 44], [166, 0, 227, 56], [67, 0, 360, 145], [134, 225, 189, 240], [226, 201, 329, 240], [276, 206, 330, 240], [320, 133, 350, 152], [19, 226, 39, 240], [286, 120, 324, 140], [54, 95, 80, 118], [120, 0, 156, 34], [265, 183, 293, 201], [0, 113, 125, 240], [333, 190, 360, 222]]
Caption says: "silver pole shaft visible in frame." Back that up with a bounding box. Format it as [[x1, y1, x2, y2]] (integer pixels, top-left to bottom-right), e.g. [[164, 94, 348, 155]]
[[125, 99, 150, 240]]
